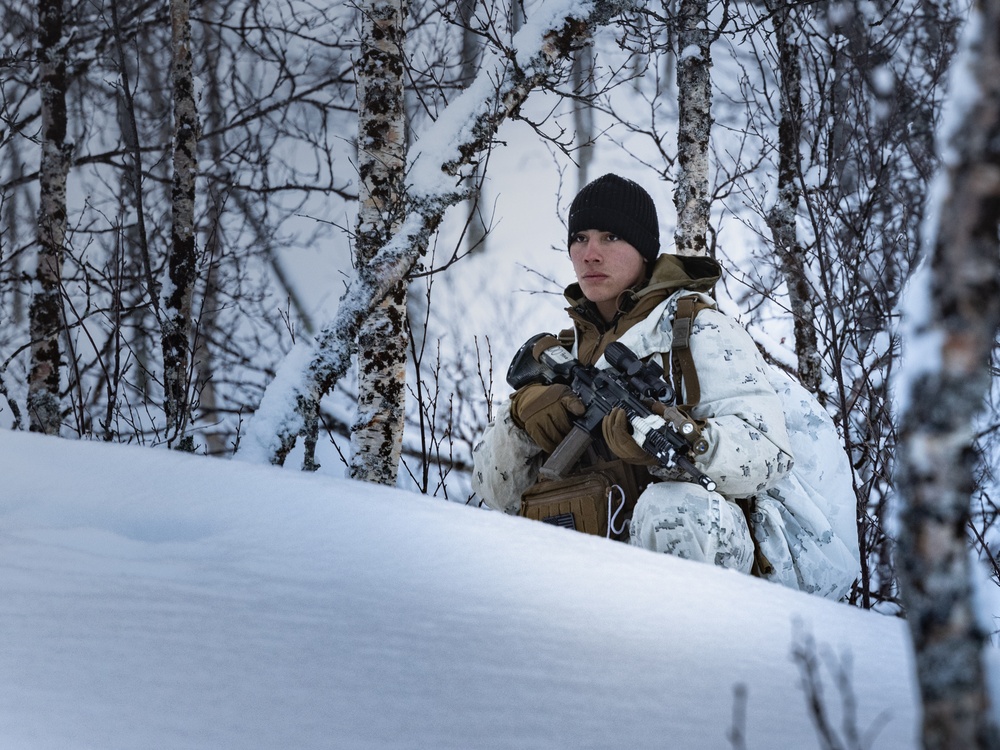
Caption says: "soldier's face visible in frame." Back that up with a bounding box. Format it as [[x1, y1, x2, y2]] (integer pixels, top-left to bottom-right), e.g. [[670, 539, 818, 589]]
[[569, 229, 646, 321]]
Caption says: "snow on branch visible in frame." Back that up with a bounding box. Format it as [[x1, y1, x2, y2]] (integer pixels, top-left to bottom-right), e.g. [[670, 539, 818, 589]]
[[237, 0, 635, 468]]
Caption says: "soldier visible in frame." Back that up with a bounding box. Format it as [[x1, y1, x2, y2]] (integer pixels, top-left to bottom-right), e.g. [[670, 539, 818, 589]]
[[472, 174, 860, 600]]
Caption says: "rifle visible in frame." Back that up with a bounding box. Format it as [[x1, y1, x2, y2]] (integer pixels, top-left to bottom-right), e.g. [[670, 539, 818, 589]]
[[507, 333, 717, 493]]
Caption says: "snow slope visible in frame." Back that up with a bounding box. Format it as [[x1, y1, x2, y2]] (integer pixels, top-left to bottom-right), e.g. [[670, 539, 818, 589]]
[[1, 429, 919, 749]]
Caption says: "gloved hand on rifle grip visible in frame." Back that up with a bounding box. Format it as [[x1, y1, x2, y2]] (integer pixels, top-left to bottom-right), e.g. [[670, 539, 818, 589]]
[[509, 383, 586, 454], [602, 407, 659, 466]]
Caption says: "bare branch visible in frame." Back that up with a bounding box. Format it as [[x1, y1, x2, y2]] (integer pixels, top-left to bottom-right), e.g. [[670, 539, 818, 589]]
[[237, 0, 637, 466]]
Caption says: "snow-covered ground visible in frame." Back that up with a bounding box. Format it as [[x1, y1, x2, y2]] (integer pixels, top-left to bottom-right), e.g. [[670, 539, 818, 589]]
[[2, 428, 919, 749]]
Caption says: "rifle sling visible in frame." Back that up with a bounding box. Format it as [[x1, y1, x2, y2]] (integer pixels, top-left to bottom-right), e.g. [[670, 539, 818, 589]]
[[671, 296, 707, 408]]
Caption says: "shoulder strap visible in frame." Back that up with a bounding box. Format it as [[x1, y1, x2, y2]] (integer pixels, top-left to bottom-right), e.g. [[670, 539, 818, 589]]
[[671, 296, 713, 407]]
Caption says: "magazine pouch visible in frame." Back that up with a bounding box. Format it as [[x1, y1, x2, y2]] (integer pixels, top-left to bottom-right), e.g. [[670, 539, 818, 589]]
[[519, 460, 645, 542]]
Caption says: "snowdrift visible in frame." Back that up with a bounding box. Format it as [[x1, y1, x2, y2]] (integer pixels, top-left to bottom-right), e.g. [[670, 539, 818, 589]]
[[0, 429, 918, 749]]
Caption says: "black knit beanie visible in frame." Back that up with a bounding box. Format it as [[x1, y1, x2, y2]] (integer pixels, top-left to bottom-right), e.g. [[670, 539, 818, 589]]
[[567, 174, 660, 263]]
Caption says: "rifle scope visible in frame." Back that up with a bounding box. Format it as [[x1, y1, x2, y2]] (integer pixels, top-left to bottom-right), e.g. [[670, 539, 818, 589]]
[[604, 342, 673, 403]]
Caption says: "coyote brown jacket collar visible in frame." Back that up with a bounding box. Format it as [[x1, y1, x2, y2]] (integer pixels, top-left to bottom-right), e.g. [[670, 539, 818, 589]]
[[564, 253, 721, 366]]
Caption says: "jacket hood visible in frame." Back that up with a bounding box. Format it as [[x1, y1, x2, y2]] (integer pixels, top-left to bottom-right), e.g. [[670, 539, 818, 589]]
[[563, 253, 721, 309]]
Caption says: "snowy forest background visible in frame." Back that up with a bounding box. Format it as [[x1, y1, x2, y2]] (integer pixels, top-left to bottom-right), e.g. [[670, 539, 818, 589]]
[[3, 0, 1000, 746]]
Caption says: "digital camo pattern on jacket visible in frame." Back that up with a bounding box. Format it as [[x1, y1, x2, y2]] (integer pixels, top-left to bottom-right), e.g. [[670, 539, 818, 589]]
[[473, 286, 860, 600]]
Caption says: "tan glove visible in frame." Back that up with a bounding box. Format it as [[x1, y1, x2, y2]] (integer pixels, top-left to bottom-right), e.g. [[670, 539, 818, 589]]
[[509, 383, 586, 453], [601, 407, 659, 466]]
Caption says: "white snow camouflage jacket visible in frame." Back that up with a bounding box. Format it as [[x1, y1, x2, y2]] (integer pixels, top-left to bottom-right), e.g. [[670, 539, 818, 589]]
[[472, 255, 861, 600]]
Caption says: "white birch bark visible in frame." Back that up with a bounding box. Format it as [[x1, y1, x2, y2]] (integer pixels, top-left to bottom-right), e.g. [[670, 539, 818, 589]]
[[161, 0, 200, 450], [459, 0, 487, 256], [349, 0, 409, 485], [673, 0, 712, 257], [897, 3, 1000, 747], [572, 42, 595, 189], [238, 0, 635, 468], [28, 0, 71, 434]]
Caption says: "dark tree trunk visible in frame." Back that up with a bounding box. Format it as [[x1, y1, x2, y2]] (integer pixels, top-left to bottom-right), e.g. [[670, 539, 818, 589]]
[[161, 0, 200, 450], [28, 0, 71, 434], [766, 1, 822, 395]]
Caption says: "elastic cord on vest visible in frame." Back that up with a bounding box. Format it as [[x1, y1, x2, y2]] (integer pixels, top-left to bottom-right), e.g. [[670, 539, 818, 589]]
[[607, 484, 628, 538]]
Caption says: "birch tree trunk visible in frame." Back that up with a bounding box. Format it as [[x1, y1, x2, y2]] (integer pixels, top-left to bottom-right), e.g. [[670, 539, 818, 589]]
[[194, 0, 227, 456], [673, 0, 712, 257], [572, 43, 595, 189], [161, 0, 200, 450], [238, 0, 633, 468], [28, 0, 71, 434], [349, 0, 408, 484], [897, 2, 1000, 747], [766, 1, 821, 395], [460, 0, 487, 256]]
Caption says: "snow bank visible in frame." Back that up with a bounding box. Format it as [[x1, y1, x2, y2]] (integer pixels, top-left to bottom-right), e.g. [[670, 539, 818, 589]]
[[0, 430, 919, 749]]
